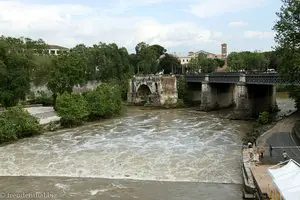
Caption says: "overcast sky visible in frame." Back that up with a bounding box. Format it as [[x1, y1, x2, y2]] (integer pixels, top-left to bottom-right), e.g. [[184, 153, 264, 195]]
[[0, 0, 282, 55]]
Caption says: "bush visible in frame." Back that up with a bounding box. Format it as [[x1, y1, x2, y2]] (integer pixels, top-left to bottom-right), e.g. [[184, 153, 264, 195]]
[[56, 93, 90, 126], [177, 76, 189, 104], [257, 111, 270, 125], [85, 83, 124, 118], [0, 107, 41, 143], [107, 77, 131, 101]]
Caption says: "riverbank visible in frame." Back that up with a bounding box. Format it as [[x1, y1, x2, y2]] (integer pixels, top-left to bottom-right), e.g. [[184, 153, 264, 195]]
[[242, 110, 300, 199]]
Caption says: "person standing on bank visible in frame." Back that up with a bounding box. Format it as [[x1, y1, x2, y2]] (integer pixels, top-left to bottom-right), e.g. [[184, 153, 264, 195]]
[[282, 150, 288, 161], [269, 144, 273, 158]]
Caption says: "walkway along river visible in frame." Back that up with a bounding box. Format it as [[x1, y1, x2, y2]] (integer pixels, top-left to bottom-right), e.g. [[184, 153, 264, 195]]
[[0, 96, 295, 200]]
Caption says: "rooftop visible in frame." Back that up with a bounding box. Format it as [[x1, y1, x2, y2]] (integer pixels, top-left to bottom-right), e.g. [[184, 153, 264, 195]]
[[47, 45, 68, 50]]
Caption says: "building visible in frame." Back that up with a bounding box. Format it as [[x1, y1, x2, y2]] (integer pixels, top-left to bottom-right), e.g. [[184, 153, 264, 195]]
[[177, 44, 226, 65], [178, 56, 192, 65], [221, 43, 227, 59], [47, 45, 69, 55]]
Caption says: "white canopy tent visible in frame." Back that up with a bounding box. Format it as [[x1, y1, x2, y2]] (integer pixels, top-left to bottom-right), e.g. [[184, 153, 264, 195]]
[[268, 159, 300, 200]]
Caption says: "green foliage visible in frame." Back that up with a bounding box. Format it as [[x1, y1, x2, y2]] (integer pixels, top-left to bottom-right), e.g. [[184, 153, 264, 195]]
[[32, 55, 54, 86], [0, 36, 49, 108], [273, 0, 300, 108], [47, 52, 88, 97], [0, 106, 41, 143], [56, 93, 90, 126], [257, 112, 270, 125], [0, 40, 34, 107], [177, 76, 188, 103], [0, 118, 18, 143], [227, 51, 269, 72], [189, 55, 219, 73], [214, 58, 225, 68], [263, 51, 282, 70], [158, 54, 181, 74], [85, 83, 124, 118], [135, 42, 167, 74], [108, 77, 130, 101], [87, 43, 134, 81]]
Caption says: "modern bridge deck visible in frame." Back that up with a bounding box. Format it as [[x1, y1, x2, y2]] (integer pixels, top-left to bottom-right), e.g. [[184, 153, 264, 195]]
[[185, 73, 299, 85]]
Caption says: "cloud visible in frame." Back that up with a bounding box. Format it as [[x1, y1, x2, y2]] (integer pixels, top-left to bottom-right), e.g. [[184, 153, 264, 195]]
[[244, 31, 275, 39], [104, 0, 173, 14], [189, 0, 265, 18], [0, 0, 221, 51], [228, 21, 248, 28]]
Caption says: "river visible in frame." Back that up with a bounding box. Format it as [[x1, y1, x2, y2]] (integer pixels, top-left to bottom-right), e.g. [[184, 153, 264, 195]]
[[0, 95, 295, 200]]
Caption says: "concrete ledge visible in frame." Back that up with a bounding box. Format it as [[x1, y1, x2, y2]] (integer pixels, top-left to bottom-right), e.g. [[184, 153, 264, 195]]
[[242, 163, 256, 194]]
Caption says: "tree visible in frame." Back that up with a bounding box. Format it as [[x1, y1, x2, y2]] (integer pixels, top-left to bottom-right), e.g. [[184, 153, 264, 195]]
[[263, 51, 282, 70], [158, 54, 181, 74], [214, 58, 225, 68], [149, 44, 167, 57], [273, 0, 300, 108], [189, 55, 219, 73], [0, 40, 34, 107], [227, 51, 268, 72], [32, 55, 54, 86], [137, 46, 158, 74], [47, 51, 88, 105], [135, 42, 148, 55]]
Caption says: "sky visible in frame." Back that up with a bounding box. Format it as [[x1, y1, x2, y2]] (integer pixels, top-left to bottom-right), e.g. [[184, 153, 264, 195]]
[[0, 0, 283, 55]]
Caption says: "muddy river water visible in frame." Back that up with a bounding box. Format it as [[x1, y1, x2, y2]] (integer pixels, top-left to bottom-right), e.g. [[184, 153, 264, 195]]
[[0, 97, 295, 200]]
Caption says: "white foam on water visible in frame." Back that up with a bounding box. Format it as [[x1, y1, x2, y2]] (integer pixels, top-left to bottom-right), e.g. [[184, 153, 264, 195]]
[[0, 109, 247, 184]]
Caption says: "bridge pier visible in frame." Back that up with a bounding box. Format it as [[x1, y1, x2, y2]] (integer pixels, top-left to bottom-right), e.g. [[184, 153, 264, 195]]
[[233, 83, 252, 119], [199, 82, 217, 111]]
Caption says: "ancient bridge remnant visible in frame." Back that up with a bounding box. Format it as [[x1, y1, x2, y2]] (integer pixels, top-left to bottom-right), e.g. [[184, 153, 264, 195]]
[[127, 75, 178, 106]]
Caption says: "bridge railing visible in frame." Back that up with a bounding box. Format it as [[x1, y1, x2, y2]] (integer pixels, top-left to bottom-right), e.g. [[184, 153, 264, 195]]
[[184, 74, 206, 83], [209, 73, 240, 83], [185, 73, 300, 85]]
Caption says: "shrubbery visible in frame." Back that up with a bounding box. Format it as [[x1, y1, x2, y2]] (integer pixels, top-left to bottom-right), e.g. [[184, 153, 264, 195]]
[[257, 111, 270, 125], [85, 83, 124, 118], [56, 93, 89, 126], [177, 76, 188, 103], [56, 83, 124, 126], [0, 107, 41, 144]]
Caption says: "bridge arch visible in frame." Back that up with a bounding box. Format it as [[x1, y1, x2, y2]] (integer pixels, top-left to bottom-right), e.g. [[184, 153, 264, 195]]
[[136, 84, 152, 103]]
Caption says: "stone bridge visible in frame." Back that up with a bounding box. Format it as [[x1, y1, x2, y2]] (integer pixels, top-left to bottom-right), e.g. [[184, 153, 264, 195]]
[[127, 75, 178, 106], [185, 73, 299, 118]]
